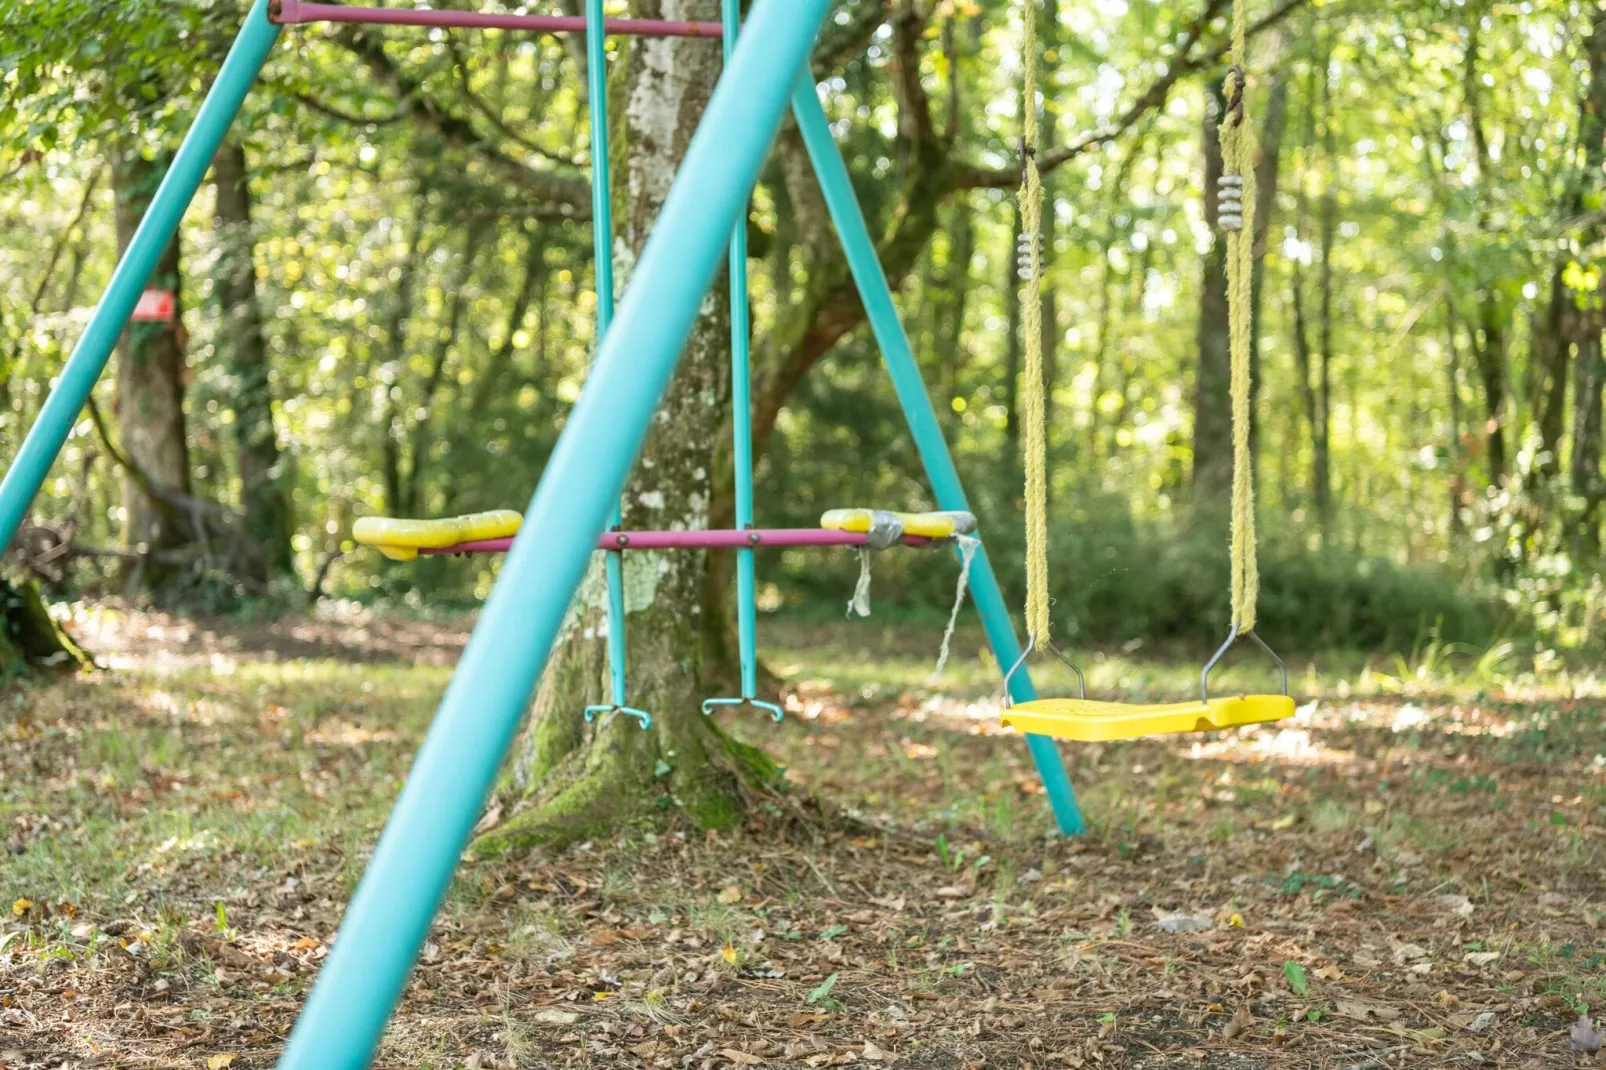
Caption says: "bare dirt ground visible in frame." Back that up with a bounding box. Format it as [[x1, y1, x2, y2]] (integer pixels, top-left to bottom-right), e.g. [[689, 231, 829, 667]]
[[2, 607, 1604, 1068]]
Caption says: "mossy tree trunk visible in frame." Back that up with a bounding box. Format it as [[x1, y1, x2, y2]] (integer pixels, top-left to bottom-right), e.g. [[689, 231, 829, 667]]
[[0, 578, 88, 675], [214, 138, 293, 584], [476, 0, 782, 856], [114, 142, 193, 592]]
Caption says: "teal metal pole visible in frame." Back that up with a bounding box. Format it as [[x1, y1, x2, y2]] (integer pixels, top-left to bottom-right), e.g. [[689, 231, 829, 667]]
[[0, 0, 282, 554], [698, 0, 781, 722], [725, 0, 760, 701], [790, 77, 1086, 836], [580, 0, 645, 726], [276, 2, 834, 1065]]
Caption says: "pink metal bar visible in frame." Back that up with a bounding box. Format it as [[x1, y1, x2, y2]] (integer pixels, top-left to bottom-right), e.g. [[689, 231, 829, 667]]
[[415, 528, 938, 555], [270, 0, 722, 37]]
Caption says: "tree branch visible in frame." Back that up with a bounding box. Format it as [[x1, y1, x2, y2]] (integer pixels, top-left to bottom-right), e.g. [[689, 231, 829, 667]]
[[950, 0, 1310, 190], [811, 0, 895, 74], [446, 38, 584, 170], [336, 27, 591, 216], [890, 0, 936, 151], [287, 89, 408, 126]]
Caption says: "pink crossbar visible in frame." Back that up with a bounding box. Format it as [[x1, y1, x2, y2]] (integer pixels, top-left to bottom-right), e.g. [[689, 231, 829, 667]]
[[269, 0, 722, 37], [415, 528, 937, 555]]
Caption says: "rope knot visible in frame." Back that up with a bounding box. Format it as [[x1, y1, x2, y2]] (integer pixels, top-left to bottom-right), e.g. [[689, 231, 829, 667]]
[[1225, 64, 1247, 126]]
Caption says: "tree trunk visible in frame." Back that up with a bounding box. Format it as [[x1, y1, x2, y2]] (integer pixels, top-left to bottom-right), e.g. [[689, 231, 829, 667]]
[[1462, 15, 1510, 489], [1444, 301, 1467, 536], [1472, 291, 1509, 488], [401, 220, 486, 515], [0, 578, 89, 675], [1533, 270, 1573, 487], [1563, 4, 1606, 553], [1314, 52, 1336, 533], [1192, 77, 1232, 496], [481, 0, 779, 855], [1247, 35, 1289, 465], [934, 194, 975, 435], [213, 139, 292, 583], [1037, 0, 1062, 455], [1572, 325, 1605, 555], [1003, 199, 1024, 459], [113, 143, 193, 591], [378, 188, 430, 515]]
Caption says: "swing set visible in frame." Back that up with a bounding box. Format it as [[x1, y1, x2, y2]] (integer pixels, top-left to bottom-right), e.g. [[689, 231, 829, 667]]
[[353, 0, 976, 726], [0, 1, 1290, 1065], [350, 0, 980, 727]]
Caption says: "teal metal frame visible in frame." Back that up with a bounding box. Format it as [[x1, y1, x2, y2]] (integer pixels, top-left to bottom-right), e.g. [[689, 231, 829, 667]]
[[790, 79, 1086, 835], [580, 0, 652, 732], [702, 0, 784, 723], [0, 2, 1086, 1065]]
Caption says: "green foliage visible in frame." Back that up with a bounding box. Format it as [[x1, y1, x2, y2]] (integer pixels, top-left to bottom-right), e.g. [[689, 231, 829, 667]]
[[767, 491, 1504, 653], [0, 0, 1599, 659], [805, 971, 840, 1007]]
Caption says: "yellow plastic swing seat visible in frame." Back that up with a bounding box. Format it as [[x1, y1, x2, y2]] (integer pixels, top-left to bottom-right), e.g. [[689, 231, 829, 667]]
[[1002, 694, 1294, 743], [352, 510, 523, 561], [820, 508, 976, 540]]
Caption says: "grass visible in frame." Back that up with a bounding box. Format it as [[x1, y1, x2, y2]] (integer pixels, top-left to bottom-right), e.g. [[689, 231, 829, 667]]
[[3, 609, 1605, 1067]]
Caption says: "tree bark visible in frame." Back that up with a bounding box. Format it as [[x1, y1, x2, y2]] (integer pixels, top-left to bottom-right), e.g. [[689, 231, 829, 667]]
[[1247, 34, 1289, 464], [113, 143, 193, 591], [0, 578, 89, 675], [1562, 4, 1606, 553], [1003, 199, 1024, 459], [1314, 50, 1336, 531], [1570, 327, 1604, 555], [933, 194, 975, 435], [1462, 15, 1510, 489], [1444, 301, 1467, 536], [213, 139, 292, 582], [1037, 0, 1063, 455], [1192, 77, 1232, 496], [481, 0, 779, 855]]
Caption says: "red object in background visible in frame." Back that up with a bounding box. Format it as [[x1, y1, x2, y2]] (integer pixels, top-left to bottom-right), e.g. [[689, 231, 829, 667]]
[[131, 290, 176, 322]]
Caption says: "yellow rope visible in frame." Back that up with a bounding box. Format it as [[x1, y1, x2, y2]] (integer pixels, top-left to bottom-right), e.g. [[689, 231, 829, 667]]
[[1019, 0, 1050, 643], [1219, 1, 1259, 632]]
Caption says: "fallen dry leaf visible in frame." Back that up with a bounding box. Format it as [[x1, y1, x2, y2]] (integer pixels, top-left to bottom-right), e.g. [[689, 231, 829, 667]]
[[1393, 943, 1429, 964], [533, 1008, 579, 1026], [1153, 913, 1213, 934]]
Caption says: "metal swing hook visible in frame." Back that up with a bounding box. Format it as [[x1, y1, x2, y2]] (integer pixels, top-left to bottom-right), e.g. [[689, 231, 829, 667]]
[[583, 703, 654, 731], [1200, 623, 1289, 704], [1000, 632, 1087, 709], [701, 696, 785, 722]]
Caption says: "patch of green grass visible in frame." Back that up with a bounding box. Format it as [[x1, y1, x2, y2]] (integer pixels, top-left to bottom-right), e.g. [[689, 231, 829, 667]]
[[1307, 799, 1358, 835], [1, 660, 441, 917]]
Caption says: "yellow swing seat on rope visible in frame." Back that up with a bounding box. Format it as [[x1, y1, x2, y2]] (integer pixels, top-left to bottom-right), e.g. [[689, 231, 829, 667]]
[[997, 628, 1293, 743], [1002, 0, 1291, 746], [1002, 696, 1291, 742]]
